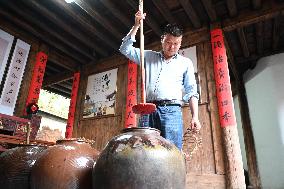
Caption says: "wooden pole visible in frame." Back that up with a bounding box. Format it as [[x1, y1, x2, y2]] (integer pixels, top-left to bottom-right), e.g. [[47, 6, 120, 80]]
[[210, 28, 246, 189], [139, 0, 145, 104]]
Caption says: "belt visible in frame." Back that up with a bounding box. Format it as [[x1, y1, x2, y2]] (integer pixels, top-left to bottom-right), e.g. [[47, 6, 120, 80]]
[[147, 100, 181, 107]]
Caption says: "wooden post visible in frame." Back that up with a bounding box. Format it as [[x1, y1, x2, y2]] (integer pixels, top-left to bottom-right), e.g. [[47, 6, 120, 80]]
[[65, 72, 80, 138], [210, 28, 246, 189], [124, 60, 137, 128]]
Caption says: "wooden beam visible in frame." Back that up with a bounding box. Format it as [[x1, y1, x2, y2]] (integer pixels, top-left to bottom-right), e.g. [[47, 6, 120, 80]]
[[226, 0, 238, 17], [223, 1, 284, 31], [42, 71, 75, 87], [126, 0, 162, 36], [252, 0, 262, 9], [237, 28, 250, 58], [99, 0, 132, 28], [23, 0, 106, 58], [50, 0, 119, 51], [200, 0, 217, 22], [178, 0, 202, 28], [44, 86, 70, 98], [75, 0, 123, 40], [48, 50, 78, 71], [255, 22, 264, 54], [0, 6, 88, 64], [272, 16, 280, 51], [152, 0, 177, 24], [4, 1, 96, 60]]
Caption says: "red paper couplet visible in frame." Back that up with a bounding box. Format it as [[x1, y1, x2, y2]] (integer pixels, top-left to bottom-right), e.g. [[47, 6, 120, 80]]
[[210, 29, 236, 127], [65, 72, 80, 138], [124, 60, 137, 128], [24, 51, 48, 115]]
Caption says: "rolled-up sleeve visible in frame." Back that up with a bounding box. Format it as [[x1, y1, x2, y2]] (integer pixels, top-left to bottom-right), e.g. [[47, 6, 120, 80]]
[[119, 34, 141, 64], [182, 61, 199, 102]]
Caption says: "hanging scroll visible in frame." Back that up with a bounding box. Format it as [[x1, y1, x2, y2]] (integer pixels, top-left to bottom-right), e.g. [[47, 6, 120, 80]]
[[210, 29, 236, 127], [65, 72, 80, 138], [124, 60, 137, 128], [178, 46, 197, 73], [83, 68, 118, 118], [24, 52, 48, 115], [0, 39, 30, 115], [0, 29, 14, 83]]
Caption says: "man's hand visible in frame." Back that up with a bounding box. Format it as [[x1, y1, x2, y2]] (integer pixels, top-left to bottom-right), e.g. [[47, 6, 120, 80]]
[[134, 10, 146, 27], [190, 117, 201, 133]]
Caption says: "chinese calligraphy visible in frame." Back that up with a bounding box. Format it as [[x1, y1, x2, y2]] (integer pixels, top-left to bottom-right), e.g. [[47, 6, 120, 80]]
[[125, 61, 137, 128], [211, 29, 236, 127]]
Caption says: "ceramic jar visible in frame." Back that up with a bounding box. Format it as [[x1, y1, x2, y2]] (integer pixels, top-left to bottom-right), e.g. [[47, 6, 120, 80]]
[[0, 144, 47, 189], [92, 127, 186, 189], [30, 139, 99, 189]]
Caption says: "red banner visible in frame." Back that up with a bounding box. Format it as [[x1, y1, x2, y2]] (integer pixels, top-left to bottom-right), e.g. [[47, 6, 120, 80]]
[[124, 60, 137, 128], [24, 51, 47, 115], [65, 72, 80, 138], [210, 29, 236, 127]]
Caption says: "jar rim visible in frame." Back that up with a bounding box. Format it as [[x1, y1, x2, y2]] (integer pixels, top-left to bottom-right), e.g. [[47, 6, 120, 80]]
[[122, 127, 161, 134]]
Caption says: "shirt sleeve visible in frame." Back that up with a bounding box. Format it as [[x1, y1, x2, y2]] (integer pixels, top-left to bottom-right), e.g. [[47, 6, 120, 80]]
[[119, 34, 141, 64], [182, 59, 199, 101]]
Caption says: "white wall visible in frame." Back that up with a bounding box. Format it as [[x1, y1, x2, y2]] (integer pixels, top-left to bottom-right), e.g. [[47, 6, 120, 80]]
[[236, 53, 284, 189]]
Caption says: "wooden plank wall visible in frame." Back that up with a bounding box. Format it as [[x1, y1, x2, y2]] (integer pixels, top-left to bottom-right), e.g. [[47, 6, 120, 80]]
[[73, 55, 129, 151], [183, 41, 226, 188]]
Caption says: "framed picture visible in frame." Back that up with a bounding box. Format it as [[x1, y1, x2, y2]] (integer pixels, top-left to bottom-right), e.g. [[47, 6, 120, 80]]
[[83, 68, 118, 118]]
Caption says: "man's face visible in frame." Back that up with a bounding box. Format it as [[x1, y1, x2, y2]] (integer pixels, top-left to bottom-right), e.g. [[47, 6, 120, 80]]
[[161, 34, 182, 59]]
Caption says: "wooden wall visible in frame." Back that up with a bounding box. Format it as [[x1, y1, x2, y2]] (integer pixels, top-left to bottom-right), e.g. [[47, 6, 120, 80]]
[[73, 55, 129, 150], [182, 41, 226, 188]]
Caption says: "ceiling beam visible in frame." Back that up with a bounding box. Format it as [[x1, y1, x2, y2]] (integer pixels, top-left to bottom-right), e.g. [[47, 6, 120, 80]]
[[200, 0, 217, 22], [0, 7, 88, 64], [272, 16, 280, 51], [223, 1, 284, 31], [152, 0, 177, 24], [178, 0, 202, 28], [43, 71, 75, 87], [50, 0, 119, 51], [4, 1, 95, 60], [23, 0, 106, 58], [226, 0, 238, 17], [75, 0, 123, 40], [255, 22, 264, 54], [237, 28, 250, 58], [126, 0, 162, 36], [252, 0, 262, 9], [98, 0, 132, 28], [48, 50, 78, 72], [44, 86, 70, 98]]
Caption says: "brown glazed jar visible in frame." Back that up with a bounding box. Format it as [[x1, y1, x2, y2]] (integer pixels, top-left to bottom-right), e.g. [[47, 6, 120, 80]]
[[30, 139, 100, 189], [92, 127, 186, 189], [0, 144, 47, 189]]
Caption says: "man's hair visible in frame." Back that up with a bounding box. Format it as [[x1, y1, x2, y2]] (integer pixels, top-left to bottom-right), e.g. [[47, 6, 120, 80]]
[[162, 24, 183, 37]]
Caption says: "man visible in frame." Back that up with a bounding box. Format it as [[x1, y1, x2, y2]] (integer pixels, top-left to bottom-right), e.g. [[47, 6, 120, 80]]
[[119, 11, 201, 150]]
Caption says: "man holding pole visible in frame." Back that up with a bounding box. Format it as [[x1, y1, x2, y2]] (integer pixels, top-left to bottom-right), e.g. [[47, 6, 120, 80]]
[[119, 10, 201, 150]]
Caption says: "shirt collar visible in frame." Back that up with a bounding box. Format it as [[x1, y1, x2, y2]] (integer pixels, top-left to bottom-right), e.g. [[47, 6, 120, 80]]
[[159, 51, 178, 60]]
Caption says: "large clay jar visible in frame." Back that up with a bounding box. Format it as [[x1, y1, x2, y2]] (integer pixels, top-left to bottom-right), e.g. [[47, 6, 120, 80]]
[[30, 138, 99, 189], [0, 144, 47, 189], [92, 127, 186, 189]]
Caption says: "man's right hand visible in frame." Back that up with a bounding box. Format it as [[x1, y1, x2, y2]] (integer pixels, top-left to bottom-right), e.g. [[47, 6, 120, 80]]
[[135, 10, 146, 27]]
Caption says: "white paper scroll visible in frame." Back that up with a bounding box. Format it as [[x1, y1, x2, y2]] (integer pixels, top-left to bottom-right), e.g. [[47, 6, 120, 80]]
[[83, 68, 118, 118], [178, 46, 197, 73], [0, 39, 30, 115], [0, 29, 14, 84]]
